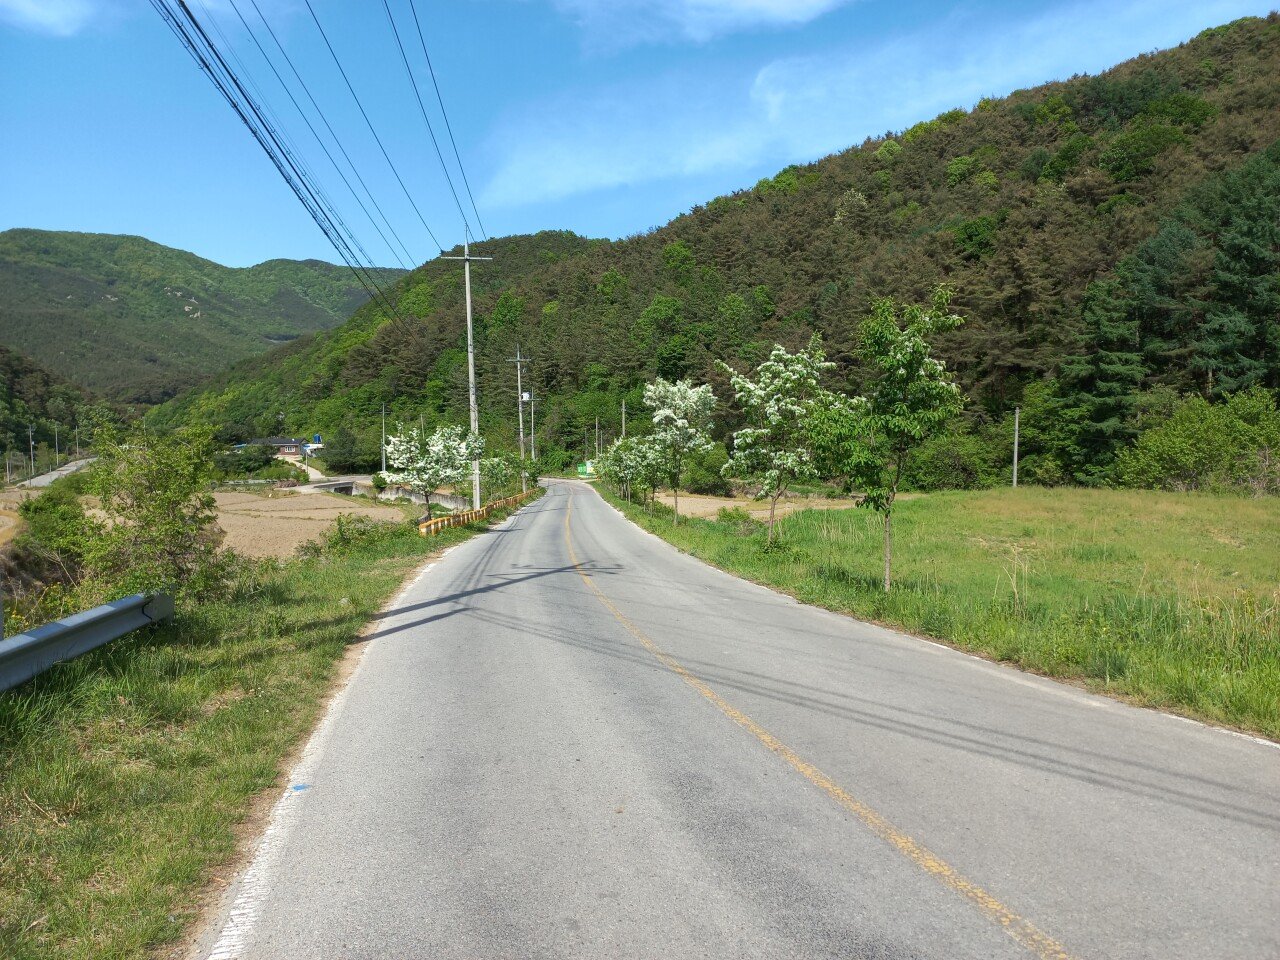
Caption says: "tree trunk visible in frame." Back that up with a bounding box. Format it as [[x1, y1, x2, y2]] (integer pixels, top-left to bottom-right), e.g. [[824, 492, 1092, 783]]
[[767, 493, 779, 544], [882, 507, 892, 593], [673, 483, 680, 525]]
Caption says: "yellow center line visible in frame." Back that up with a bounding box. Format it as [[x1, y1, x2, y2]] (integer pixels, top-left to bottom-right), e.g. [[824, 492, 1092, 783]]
[[561, 485, 1077, 960]]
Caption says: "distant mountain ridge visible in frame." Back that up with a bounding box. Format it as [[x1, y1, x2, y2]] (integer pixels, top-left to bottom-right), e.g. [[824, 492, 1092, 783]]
[[0, 229, 404, 403], [150, 13, 1280, 485]]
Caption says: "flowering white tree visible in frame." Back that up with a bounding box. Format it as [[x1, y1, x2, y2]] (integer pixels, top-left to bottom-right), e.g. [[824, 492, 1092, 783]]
[[599, 435, 664, 505], [381, 423, 483, 517], [643, 377, 715, 524], [720, 337, 834, 543]]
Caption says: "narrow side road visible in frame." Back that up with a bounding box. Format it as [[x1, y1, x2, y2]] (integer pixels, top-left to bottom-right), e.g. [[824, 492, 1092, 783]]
[[197, 479, 1279, 960]]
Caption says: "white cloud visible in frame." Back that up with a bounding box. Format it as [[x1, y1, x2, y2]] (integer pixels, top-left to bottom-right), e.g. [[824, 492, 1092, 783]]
[[483, 0, 1267, 209], [550, 0, 853, 44], [0, 0, 97, 35]]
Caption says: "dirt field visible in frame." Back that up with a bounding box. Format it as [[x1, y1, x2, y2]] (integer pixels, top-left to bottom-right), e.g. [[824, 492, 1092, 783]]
[[653, 491, 863, 519], [0, 488, 33, 547], [213, 489, 407, 558]]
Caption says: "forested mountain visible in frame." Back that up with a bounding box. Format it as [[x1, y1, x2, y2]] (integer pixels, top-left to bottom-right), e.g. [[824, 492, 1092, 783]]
[[0, 229, 404, 404], [0, 345, 91, 466], [152, 15, 1280, 480]]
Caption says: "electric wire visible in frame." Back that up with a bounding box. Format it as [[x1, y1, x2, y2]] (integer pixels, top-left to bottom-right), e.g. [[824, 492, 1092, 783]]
[[195, 0, 385, 275], [241, 0, 416, 270], [380, 0, 470, 237], [302, 0, 443, 253], [407, 0, 487, 240], [151, 0, 410, 330]]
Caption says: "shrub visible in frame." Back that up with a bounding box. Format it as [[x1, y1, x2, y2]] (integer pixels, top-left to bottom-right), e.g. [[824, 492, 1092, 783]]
[[1020, 148, 1051, 181], [874, 139, 902, 163], [685, 443, 732, 495], [1116, 387, 1280, 494], [1041, 133, 1093, 182], [952, 216, 998, 258], [946, 155, 977, 186], [1142, 92, 1217, 128], [901, 429, 1005, 490], [1099, 124, 1186, 181]]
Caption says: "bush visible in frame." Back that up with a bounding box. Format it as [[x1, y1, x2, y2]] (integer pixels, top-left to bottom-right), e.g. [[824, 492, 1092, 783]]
[[684, 443, 731, 495], [952, 216, 998, 258], [298, 514, 413, 558], [1041, 133, 1093, 182], [1099, 124, 1185, 181], [874, 139, 902, 163], [946, 155, 977, 186], [1116, 387, 1280, 494], [84, 423, 232, 600], [902, 429, 1005, 490]]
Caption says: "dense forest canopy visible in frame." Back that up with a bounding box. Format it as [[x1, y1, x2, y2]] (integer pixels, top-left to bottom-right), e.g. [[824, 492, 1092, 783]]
[[151, 15, 1280, 481], [0, 345, 91, 463], [0, 229, 404, 404]]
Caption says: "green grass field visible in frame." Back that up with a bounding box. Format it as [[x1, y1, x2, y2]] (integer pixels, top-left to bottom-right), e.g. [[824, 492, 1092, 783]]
[[0, 497, 536, 960], [608, 486, 1279, 739]]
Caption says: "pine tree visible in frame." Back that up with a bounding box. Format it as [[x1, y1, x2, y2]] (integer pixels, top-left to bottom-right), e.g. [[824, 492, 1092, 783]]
[[1058, 279, 1147, 482], [1193, 194, 1280, 394]]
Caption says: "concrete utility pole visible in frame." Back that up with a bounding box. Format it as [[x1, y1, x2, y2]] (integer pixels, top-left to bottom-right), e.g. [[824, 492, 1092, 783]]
[[53, 423, 59, 468], [507, 345, 529, 493], [380, 403, 387, 474], [1012, 406, 1021, 488], [621, 398, 626, 439], [441, 233, 492, 509], [595, 416, 600, 458], [27, 424, 35, 479]]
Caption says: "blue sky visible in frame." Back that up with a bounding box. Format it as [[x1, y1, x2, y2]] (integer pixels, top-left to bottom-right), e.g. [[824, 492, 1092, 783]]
[[0, 0, 1270, 267]]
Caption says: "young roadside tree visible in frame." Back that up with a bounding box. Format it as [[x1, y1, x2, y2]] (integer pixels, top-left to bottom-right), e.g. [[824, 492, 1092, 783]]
[[600, 435, 665, 506], [85, 421, 226, 599], [643, 378, 715, 524], [839, 289, 964, 592], [719, 337, 833, 544], [382, 423, 483, 519]]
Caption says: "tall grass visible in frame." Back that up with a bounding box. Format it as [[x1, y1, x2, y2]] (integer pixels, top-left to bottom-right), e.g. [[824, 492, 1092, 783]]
[[0, 497, 536, 960], [609, 487, 1279, 739]]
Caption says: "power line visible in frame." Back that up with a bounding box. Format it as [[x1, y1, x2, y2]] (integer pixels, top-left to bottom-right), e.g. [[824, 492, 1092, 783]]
[[302, 0, 444, 254], [240, 0, 417, 270], [407, 0, 487, 240], [195, 0, 386, 275], [380, 0, 470, 237], [151, 0, 410, 331]]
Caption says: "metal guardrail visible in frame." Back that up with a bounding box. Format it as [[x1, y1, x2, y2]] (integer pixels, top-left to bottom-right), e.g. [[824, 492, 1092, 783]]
[[417, 488, 537, 536], [0, 593, 175, 693]]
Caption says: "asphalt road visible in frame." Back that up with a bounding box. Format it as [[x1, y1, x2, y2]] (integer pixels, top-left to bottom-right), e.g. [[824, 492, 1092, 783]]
[[203, 479, 1279, 960]]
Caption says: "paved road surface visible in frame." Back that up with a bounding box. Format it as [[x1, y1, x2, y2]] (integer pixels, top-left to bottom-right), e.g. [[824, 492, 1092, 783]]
[[17, 457, 94, 488], [202, 479, 1279, 960]]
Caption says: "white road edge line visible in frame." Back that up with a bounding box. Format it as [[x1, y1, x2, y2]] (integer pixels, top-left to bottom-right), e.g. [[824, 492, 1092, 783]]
[[203, 543, 464, 960], [201, 497, 542, 959]]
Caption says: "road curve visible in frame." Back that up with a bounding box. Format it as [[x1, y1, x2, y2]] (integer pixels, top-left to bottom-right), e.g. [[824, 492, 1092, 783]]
[[201, 479, 1279, 960]]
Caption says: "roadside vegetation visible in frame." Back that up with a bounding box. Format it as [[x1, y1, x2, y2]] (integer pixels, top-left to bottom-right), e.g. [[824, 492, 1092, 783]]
[[597, 283, 1278, 739], [605, 485, 1279, 739], [0, 421, 540, 959]]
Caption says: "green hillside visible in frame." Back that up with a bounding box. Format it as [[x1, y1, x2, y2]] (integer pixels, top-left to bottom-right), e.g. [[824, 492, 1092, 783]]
[[0, 229, 404, 403], [0, 345, 91, 468], [152, 15, 1280, 479]]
